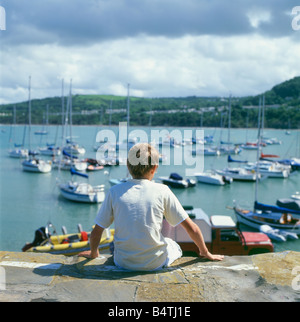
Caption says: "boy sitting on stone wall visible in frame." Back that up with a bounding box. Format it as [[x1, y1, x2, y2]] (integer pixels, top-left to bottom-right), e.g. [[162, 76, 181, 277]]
[[79, 143, 223, 270]]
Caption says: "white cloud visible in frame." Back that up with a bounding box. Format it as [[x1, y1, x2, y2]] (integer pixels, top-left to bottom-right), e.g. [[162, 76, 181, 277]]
[[0, 1, 299, 104], [1, 33, 300, 104], [247, 9, 272, 29]]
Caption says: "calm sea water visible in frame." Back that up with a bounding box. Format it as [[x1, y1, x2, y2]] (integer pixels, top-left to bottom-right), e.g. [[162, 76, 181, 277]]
[[0, 124, 299, 253]]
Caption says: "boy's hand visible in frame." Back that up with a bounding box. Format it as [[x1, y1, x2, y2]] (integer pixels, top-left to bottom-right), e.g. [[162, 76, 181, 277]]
[[77, 250, 99, 259]]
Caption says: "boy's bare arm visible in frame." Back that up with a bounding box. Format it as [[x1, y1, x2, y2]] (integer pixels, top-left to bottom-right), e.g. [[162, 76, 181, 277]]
[[180, 217, 224, 261], [78, 224, 104, 259]]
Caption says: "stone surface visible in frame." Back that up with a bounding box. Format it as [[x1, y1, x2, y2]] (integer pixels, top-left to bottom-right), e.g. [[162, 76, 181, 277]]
[[0, 251, 299, 302]]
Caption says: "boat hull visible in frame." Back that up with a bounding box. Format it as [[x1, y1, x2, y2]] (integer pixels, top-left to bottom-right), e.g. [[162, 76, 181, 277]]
[[8, 149, 28, 158], [26, 230, 114, 256], [59, 183, 105, 203], [22, 160, 52, 173], [234, 208, 300, 235], [194, 172, 229, 185]]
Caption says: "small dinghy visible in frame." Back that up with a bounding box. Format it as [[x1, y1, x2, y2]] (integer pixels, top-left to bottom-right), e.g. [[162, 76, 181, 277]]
[[259, 225, 286, 242], [279, 230, 298, 241], [22, 222, 114, 256]]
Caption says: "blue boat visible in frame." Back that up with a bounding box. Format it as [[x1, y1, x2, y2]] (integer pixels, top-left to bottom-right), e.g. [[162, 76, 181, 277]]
[[234, 202, 300, 235]]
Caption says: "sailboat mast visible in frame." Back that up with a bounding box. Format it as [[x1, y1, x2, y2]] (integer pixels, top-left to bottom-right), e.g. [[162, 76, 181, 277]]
[[69, 79, 73, 142], [127, 83, 130, 139], [28, 76, 32, 152], [255, 96, 262, 206], [61, 79, 64, 138], [227, 94, 232, 145]]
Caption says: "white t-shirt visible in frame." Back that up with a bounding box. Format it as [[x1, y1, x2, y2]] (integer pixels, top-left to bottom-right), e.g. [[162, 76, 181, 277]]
[[94, 179, 188, 271]]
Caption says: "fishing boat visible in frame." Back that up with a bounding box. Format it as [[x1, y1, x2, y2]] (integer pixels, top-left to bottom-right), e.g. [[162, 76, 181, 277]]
[[159, 173, 196, 189], [22, 222, 114, 256], [234, 202, 300, 235], [194, 170, 232, 185], [58, 168, 105, 203]]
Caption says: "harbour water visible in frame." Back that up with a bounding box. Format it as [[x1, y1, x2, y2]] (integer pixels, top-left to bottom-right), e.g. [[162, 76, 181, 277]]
[[0, 124, 299, 253]]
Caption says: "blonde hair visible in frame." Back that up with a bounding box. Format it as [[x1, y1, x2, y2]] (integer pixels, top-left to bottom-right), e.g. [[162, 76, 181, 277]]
[[127, 143, 159, 178]]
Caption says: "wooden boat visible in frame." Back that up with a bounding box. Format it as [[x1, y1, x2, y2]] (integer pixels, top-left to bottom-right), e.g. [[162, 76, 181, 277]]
[[234, 203, 300, 235], [22, 224, 114, 256]]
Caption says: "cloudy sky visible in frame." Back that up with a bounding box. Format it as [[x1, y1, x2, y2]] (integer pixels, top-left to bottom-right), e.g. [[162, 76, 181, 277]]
[[0, 0, 300, 104]]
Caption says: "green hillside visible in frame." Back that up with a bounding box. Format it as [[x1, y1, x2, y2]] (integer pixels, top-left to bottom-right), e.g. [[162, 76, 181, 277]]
[[1, 77, 300, 129]]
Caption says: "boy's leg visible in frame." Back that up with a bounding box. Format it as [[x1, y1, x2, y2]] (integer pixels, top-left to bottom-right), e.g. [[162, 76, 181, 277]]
[[164, 238, 183, 267]]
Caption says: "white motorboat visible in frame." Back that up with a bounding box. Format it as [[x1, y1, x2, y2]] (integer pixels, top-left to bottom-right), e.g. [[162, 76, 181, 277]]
[[216, 167, 258, 182], [22, 158, 52, 173], [58, 169, 105, 203], [194, 171, 232, 185]]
